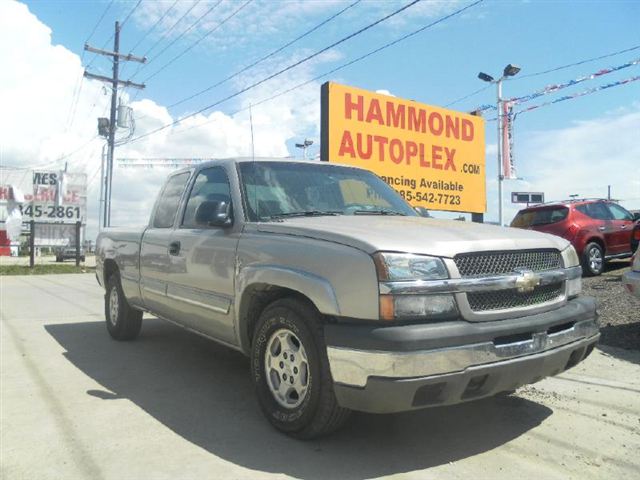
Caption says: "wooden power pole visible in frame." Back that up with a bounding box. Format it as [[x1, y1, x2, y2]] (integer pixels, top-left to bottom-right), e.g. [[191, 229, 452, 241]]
[[84, 21, 146, 227]]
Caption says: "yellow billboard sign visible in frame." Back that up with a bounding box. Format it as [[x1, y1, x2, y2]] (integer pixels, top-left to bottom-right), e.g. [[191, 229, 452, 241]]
[[320, 82, 486, 213]]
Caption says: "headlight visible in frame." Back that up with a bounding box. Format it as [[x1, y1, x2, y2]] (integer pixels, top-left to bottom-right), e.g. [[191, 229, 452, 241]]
[[561, 245, 580, 268], [374, 252, 457, 320], [561, 245, 581, 299], [380, 294, 458, 321], [373, 253, 448, 281]]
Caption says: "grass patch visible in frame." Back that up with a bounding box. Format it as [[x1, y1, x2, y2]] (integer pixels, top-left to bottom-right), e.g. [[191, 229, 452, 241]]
[[0, 264, 96, 276]]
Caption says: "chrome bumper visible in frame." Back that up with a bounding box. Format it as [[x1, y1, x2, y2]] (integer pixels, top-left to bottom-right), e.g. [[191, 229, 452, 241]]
[[327, 318, 599, 388]]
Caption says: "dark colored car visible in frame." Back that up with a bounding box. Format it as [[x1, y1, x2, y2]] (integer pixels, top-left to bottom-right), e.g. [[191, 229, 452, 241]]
[[55, 246, 85, 262], [511, 199, 639, 276]]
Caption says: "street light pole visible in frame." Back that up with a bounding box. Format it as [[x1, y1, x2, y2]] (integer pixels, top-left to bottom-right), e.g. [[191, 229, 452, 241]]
[[478, 64, 521, 226], [295, 139, 314, 159], [496, 77, 504, 226]]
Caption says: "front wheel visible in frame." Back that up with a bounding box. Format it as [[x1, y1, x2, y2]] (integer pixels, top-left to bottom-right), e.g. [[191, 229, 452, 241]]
[[582, 242, 604, 276], [105, 274, 142, 340], [251, 298, 350, 439]]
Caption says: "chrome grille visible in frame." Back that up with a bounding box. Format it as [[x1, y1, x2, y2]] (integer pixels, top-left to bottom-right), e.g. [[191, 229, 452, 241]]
[[467, 283, 563, 312], [454, 250, 561, 278]]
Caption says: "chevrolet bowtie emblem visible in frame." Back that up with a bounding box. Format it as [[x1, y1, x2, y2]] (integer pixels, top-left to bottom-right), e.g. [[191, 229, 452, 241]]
[[514, 269, 541, 293]]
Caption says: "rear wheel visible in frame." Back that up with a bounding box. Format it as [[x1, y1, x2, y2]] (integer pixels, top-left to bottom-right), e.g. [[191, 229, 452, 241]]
[[251, 298, 350, 439], [105, 274, 142, 340], [582, 242, 604, 276]]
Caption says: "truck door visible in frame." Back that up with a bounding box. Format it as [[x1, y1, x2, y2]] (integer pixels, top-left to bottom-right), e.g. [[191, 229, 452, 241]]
[[140, 171, 191, 316], [164, 165, 240, 344]]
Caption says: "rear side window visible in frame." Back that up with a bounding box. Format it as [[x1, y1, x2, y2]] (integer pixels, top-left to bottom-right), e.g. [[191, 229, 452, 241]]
[[152, 172, 190, 228], [511, 207, 568, 227], [575, 203, 611, 220]]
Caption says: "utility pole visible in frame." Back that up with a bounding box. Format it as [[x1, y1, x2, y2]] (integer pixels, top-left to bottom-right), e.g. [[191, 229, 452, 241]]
[[84, 21, 146, 228]]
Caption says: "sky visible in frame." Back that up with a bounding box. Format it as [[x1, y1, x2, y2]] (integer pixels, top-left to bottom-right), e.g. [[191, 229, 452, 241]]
[[1, 0, 639, 239]]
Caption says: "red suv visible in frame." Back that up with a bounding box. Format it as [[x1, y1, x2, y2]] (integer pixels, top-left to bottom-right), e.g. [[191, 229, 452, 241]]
[[511, 199, 639, 276]]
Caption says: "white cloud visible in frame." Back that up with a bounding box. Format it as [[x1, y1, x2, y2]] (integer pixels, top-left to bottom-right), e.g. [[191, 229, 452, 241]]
[[0, 0, 329, 241], [132, 0, 469, 60]]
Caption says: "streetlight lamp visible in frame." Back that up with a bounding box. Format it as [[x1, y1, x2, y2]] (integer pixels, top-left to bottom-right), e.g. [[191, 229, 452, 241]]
[[295, 139, 313, 159], [478, 63, 521, 226]]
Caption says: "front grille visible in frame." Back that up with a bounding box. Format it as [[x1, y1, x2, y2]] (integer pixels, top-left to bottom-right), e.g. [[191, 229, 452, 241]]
[[454, 250, 561, 278], [467, 283, 563, 312]]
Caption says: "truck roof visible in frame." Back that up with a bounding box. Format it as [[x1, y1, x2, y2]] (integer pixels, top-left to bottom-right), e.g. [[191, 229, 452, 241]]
[[171, 157, 352, 175]]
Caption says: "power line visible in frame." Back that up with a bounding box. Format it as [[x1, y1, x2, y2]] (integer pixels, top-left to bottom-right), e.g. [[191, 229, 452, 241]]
[[139, 0, 202, 61], [443, 44, 640, 111], [513, 44, 640, 80], [129, 0, 179, 52], [120, 0, 143, 29], [128, 0, 429, 144], [164, 0, 361, 111], [131, 0, 217, 79], [174, 0, 483, 138], [444, 85, 491, 108], [141, 0, 251, 84], [85, 0, 144, 70], [85, 0, 116, 45]]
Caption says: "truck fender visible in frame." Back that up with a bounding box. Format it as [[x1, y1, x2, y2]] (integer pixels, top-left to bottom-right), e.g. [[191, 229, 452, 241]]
[[235, 265, 341, 352]]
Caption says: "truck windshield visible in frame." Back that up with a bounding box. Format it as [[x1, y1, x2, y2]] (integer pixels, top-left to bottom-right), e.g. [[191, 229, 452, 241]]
[[239, 162, 417, 221]]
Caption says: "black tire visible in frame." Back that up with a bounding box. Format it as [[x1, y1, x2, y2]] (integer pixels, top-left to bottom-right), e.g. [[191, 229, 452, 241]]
[[105, 273, 143, 340], [251, 297, 351, 439], [581, 242, 604, 276]]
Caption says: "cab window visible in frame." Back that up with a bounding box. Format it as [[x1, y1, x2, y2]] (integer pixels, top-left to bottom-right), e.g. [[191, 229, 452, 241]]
[[152, 172, 190, 228], [182, 167, 231, 228]]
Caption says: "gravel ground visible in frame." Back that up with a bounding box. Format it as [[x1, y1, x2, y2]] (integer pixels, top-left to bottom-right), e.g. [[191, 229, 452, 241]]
[[583, 260, 640, 350]]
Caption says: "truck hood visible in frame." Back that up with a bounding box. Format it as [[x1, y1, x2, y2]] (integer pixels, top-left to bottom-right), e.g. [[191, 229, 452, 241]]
[[256, 216, 570, 257]]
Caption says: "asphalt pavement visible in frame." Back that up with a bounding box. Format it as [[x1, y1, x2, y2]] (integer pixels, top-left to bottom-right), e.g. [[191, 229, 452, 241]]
[[1, 274, 639, 479]]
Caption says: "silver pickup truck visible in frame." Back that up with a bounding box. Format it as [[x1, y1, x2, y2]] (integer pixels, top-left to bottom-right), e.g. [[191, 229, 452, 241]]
[[96, 158, 599, 438]]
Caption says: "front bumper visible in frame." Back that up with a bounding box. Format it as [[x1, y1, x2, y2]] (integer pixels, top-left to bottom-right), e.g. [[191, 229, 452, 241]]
[[622, 270, 640, 299], [325, 296, 599, 413]]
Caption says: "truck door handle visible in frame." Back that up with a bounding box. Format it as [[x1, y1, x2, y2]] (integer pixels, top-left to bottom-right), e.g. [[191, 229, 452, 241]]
[[598, 226, 605, 231], [168, 241, 181, 256], [620, 225, 627, 229]]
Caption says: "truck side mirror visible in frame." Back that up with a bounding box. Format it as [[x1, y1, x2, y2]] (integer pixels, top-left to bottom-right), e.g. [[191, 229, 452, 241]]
[[633, 212, 640, 221], [195, 200, 232, 227]]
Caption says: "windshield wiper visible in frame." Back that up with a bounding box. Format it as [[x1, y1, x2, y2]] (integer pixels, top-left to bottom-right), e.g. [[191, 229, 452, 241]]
[[352, 209, 406, 216], [267, 210, 343, 220]]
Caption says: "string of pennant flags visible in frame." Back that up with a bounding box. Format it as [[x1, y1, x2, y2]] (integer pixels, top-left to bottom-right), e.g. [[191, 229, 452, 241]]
[[514, 74, 640, 114], [509, 57, 639, 104], [484, 74, 640, 121], [117, 158, 214, 169], [474, 57, 640, 113]]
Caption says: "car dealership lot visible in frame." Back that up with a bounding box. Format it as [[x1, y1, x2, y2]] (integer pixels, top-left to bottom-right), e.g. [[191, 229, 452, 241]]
[[1, 273, 639, 480]]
